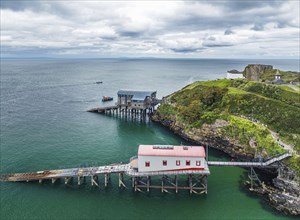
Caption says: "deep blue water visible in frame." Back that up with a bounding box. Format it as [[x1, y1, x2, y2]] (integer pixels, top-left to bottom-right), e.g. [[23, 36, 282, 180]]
[[1, 58, 299, 219]]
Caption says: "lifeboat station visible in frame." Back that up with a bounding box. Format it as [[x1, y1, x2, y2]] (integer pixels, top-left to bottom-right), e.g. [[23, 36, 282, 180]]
[[128, 145, 209, 194]]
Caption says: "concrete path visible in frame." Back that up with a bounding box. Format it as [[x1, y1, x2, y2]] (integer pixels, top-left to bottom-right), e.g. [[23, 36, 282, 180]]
[[287, 85, 300, 92], [269, 130, 294, 153]]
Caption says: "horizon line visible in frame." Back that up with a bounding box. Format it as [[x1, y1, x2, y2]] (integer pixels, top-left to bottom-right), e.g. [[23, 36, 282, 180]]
[[1, 56, 299, 60]]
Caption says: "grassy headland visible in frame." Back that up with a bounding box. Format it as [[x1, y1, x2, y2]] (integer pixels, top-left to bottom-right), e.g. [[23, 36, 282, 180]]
[[155, 79, 300, 172]]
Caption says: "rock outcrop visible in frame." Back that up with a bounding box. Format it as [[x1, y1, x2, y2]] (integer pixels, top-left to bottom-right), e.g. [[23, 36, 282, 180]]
[[252, 168, 300, 216], [244, 64, 273, 81]]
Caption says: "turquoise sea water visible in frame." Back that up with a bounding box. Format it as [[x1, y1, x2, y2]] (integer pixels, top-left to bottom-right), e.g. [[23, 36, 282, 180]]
[[1, 59, 299, 219]]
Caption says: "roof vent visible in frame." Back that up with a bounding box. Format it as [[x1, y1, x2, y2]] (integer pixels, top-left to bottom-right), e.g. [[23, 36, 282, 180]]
[[153, 145, 174, 150], [183, 146, 189, 150]]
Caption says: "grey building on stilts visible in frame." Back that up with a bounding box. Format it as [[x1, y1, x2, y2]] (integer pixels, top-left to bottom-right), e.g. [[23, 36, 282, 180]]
[[117, 90, 157, 114]]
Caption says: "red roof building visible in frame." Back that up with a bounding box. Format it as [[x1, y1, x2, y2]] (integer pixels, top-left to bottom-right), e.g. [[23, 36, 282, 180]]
[[136, 145, 207, 172]]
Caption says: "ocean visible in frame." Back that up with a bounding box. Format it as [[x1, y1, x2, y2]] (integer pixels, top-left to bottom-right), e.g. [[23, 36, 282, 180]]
[[1, 58, 299, 219]]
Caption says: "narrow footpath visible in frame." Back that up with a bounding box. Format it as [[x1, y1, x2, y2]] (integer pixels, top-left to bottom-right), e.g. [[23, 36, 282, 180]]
[[239, 115, 296, 155]]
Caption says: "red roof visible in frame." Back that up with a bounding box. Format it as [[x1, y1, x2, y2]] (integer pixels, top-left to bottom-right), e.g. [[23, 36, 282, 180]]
[[138, 145, 206, 157]]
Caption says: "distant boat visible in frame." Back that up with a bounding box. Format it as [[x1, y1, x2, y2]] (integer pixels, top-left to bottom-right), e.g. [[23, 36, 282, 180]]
[[96, 81, 103, 84], [102, 96, 113, 102]]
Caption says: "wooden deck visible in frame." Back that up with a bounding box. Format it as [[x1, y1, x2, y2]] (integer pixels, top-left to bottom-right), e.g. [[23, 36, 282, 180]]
[[0, 152, 291, 182], [87, 106, 118, 113], [0, 163, 210, 182]]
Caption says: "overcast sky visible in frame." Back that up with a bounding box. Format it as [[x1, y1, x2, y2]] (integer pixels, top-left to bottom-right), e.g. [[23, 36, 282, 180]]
[[1, 0, 299, 58]]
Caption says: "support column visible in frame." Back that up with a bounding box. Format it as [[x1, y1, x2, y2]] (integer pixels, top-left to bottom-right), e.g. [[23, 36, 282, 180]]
[[147, 176, 150, 192], [64, 177, 71, 185], [250, 167, 254, 190], [175, 175, 178, 194], [161, 176, 164, 193], [52, 178, 57, 184], [132, 177, 135, 188], [134, 177, 138, 192], [105, 174, 110, 187], [118, 173, 126, 188], [205, 175, 208, 194], [91, 175, 99, 187], [189, 174, 193, 194]]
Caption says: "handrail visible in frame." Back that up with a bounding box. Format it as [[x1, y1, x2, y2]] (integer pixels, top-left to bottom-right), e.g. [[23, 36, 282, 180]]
[[207, 152, 292, 167]]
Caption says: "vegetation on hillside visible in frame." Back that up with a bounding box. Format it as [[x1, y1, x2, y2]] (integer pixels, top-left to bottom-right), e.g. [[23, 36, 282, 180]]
[[158, 79, 300, 171], [258, 69, 299, 82]]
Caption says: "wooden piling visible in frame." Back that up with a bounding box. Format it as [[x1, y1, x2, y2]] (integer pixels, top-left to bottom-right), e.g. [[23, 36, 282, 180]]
[[64, 177, 71, 185], [91, 175, 99, 187]]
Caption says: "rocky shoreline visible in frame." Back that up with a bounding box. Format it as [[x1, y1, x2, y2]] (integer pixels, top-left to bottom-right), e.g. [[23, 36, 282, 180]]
[[150, 112, 300, 216]]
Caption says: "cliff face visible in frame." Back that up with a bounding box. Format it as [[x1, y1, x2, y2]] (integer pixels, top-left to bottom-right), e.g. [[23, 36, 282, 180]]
[[150, 114, 256, 161], [244, 64, 273, 81]]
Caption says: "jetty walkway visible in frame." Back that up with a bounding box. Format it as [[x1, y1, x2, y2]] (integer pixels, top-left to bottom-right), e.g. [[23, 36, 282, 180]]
[[0, 151, 292, 193], [0, 162, 210, 194], [0, 163, 210, 182], [207, 152, 292, 167], [88, 106, 119, 113], [1, 152, 291, 182]]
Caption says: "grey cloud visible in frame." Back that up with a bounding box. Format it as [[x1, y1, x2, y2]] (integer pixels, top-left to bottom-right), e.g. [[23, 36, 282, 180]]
[[163, 1, 293, 34], [203, 42, 233, 47], [207, 36, 216, 41], [1, 1, 76, 18], [185, 0, 284, 11], [224, 29, 234, 35], [1, 0, 299, 57], [119, 31, 142, 38], [0, 1, 43, 11], [171, 48, 201, 53], [251, 24, 264, 31], [216, 0, 285, 11]]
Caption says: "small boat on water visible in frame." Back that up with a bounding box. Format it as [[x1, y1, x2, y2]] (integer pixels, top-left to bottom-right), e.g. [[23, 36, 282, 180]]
[[96, 81, 103, 84], [102, 96, 113, 102]]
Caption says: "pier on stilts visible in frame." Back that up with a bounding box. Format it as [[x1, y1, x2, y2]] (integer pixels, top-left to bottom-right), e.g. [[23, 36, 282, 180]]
[[88, 90, 160, 120], [0, 151, 292, 194], [87, 105, 154, 120], [0, 163, 210, 194]]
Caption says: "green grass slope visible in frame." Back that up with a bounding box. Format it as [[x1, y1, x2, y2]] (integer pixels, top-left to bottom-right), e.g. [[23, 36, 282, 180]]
[[158, 79, 300, 171], [259, 69, 299, 82]]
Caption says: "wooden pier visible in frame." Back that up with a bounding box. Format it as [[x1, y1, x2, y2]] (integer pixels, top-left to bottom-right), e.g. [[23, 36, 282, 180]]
[[87, 105, 154, 119], [0, 163, 210, 194], [0, 152, 292, 193], [88, 106, 119, 113]]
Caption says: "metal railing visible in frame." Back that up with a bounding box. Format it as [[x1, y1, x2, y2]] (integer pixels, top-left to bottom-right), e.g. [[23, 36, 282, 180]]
[[207, 152, 292, 167]]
